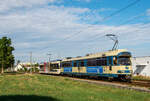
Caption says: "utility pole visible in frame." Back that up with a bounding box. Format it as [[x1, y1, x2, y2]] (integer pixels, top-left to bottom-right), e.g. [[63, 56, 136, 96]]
[[30, 52, 32, 73], [47, 53, 51, 72]]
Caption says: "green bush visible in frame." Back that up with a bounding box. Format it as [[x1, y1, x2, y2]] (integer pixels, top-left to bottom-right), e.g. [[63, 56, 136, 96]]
[[24, 67, 28, 73], [35, 68, 39, 73], [18, 68, 25, 73], [17, 67, 39, 73]]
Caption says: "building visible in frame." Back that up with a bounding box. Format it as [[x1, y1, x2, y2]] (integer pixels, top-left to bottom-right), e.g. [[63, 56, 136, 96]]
[[131, 57, 150, 76], [14, 62, 40, 71]]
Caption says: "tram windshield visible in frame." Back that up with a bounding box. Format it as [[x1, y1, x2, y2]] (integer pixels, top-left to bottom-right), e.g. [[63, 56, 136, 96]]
[[118, 56, 131, 66]]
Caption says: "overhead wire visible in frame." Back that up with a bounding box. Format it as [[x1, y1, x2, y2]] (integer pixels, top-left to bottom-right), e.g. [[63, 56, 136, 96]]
[[45, 0, 141, 45], [40, 21, 150, 56], [85, 12, 146, 42], [37, 0, 142, 54], [64, 0, 142, 42], [75, 13, 149, 52], [66, 12, 145, 48]]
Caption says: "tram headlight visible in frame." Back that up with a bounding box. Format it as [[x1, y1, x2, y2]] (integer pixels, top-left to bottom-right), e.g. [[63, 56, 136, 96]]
[[117, 70, 130, 73]]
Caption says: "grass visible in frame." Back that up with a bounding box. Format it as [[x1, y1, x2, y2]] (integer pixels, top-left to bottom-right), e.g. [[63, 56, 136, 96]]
[[0, 74, 150, 101], [133, 75, 150, 81]]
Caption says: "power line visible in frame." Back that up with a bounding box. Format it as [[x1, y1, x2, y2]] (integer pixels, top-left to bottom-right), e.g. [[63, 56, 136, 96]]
[[100, 0, 141, 21], [37, 0, 141, 53], [47, 53, 51, 72], [46, 0, 141, 44], [74, 14, 149, 51], [81, 12, 146, 42], [39, 22, 147, 55], [37, 23, 150, 59], [117, 13, 145, 25], [38, 12, 147, 54]]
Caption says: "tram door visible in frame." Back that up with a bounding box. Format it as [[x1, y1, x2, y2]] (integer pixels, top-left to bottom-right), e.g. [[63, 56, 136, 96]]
[[108, 56, 113, 71], [78, 61, 81, 73]]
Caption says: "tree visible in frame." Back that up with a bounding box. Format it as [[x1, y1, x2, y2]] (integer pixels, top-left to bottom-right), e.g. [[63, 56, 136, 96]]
[[0, 37, 15, 73]]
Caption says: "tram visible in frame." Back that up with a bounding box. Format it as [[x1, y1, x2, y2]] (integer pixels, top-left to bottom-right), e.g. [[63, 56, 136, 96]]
[[49, 49, 132, 81]]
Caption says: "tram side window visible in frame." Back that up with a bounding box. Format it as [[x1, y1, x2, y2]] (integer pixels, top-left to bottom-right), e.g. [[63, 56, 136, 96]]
[[62, 61, 72, 67], [96, 58, 101, 66], [96, 57, 107, 66], [50, 64, 53, 67], [102, 58, 107, 66], [74, 61, 77, 67], [61, 63, 64, 67], [79, 60, 84, 67], [50, 64, 59, 69], [55, 64, 59, 68], [87, 59, 97, 66]]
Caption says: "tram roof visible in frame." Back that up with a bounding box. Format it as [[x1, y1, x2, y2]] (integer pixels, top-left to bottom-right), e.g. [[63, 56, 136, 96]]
[[62, 49, 129, 61], [50, 61, 61, 64]]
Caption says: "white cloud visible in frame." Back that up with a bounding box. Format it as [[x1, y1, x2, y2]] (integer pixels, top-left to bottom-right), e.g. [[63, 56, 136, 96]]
[[0, 5, 92, 52], [0, 2, 150, 62], [0, 0, 61, 12]]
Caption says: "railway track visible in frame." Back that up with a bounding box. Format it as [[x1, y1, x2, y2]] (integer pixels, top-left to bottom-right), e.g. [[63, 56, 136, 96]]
[[128, 80, 150, 88], [69, 77, 150, 93], [57, 74, 150, 88], [40, 73, 150, 93]]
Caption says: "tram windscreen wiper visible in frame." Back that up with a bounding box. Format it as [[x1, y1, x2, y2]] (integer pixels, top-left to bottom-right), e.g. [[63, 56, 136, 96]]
[[118, 57, 131, 65]]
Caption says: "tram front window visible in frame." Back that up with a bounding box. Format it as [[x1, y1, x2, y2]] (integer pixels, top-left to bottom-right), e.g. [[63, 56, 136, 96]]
[[118, 56, 131, 66]]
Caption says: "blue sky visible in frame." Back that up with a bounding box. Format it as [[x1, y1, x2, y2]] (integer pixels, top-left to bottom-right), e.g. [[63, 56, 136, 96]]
[[0, 0, 150, 62]]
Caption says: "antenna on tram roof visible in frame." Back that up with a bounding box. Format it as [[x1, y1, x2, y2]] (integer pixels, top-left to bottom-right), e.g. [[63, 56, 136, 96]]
[[106, 34, 118, 51]]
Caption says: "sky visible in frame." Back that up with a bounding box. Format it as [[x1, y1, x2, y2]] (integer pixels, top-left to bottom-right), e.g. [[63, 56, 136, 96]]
[[0, 0, 150, 62]]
